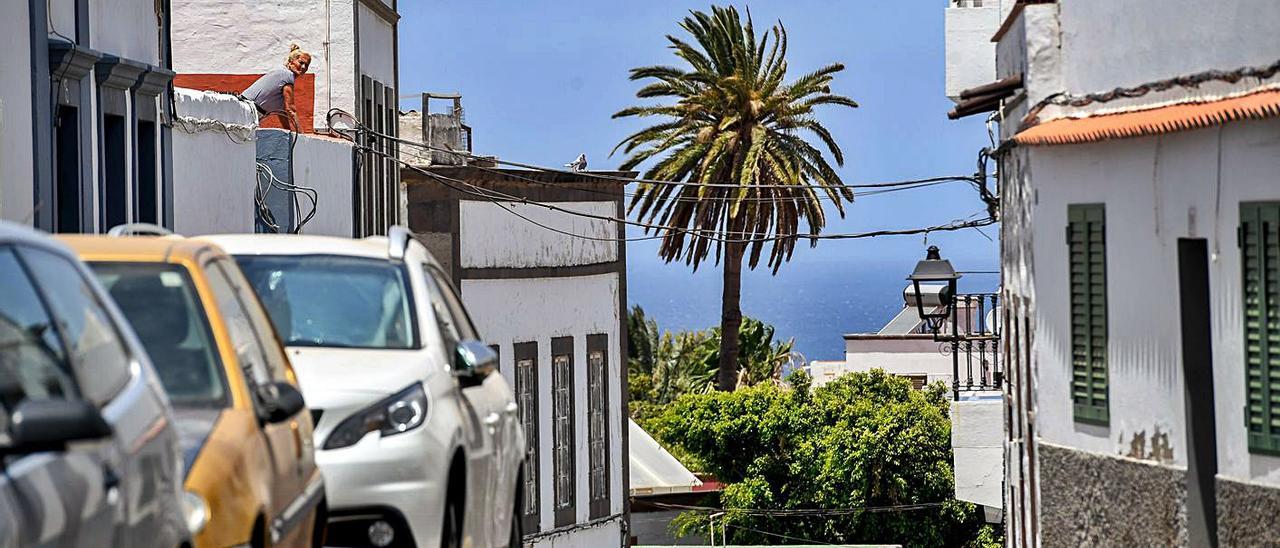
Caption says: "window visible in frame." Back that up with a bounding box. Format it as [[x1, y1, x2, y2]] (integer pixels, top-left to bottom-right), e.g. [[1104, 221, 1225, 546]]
[[215, 260, 293, 381], [1068, 204, 1108, 424], [551, 336, 575, 526], [234, 255, 417, 350], [0, 247, 77, 443], [135, 120, 158, 224], [423, 266, 480, 347], [586, 334, 610, 517], [1241, 202, 1280, 454], [92, 262, 227, 407], [202, 262, 274, 392], [19, 247, 133, 406], [102, 114, 128, 228], [514, 341, 540, 532], [54, 105, 83, 233]]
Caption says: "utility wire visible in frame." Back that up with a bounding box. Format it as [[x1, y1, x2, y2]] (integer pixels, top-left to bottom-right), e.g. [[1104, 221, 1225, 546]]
[[724, 523, 847, 547], [649, 500, 951, 516], [356, 143, 998, 244]]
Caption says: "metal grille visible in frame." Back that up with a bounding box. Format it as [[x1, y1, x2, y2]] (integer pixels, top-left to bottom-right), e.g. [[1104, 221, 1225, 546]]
[[516, 358, 539, 514], [587, 350, 607, 501], [552, 353, 573, 509], [1242, 203, 1280, 454], [1068, 204, 1109, 423]]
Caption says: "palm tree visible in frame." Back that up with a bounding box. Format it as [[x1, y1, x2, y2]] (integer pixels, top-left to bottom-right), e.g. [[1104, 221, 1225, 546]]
[[614, 6, 857, 390]]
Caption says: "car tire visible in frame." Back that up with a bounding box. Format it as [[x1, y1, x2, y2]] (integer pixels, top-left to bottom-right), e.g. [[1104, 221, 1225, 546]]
[[441, 497, 462, 548], [508, 490, 523, 548]]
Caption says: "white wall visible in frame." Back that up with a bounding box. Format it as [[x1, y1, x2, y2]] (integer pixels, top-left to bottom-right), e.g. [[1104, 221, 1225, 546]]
[[1058, 0, 1280, 93], [944, 5, 999, 101], [0, 1, 34, 224], [357, 1, 396, 86], [531, 518, 622, 548], [47, 0, 75, 41], [459, 201, 618, 268], [952, 397, 1004, 512], [291, 135, 354, 237], [461, 273, 626, 530], [170, 0, 358, 128], [1026, 118, 1280, 484], [91, 0, 160, 64], [171, 89, 257, 235]]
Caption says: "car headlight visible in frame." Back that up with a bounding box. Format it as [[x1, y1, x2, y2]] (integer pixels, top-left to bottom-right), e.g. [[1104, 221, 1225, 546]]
[[182, 490, 209, 535], [323, 383, 428, 450]]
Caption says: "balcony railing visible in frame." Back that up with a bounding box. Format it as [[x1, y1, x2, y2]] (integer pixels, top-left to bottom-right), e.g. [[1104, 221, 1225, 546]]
[[938, 293, 1001, 398], [951, 0, 986, 7]]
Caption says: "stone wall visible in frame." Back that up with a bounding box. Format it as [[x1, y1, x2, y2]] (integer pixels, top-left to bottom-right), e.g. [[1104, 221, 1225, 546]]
[[1216, 476, 1280, 546], [1039, 442, 1187, 546]]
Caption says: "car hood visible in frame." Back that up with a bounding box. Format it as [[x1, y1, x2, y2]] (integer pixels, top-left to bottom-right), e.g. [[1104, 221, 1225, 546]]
[[171, 407, 223, 478], [284, 346, 438, 409]]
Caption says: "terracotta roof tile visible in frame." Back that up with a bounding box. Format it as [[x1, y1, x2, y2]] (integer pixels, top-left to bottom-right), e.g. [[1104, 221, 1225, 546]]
[[1014, 88, 1280, 146]]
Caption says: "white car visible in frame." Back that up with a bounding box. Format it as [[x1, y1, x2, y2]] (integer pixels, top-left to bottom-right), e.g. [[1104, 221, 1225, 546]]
[[202, 227, 525, 548]]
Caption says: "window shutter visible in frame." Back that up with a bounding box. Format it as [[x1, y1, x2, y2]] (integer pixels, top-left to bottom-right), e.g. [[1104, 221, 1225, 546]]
[[1241, 202, 1280, 454], [1069, 204, 1109, 424]]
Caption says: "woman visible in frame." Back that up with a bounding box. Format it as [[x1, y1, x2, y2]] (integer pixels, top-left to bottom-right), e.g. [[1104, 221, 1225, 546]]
[[241, 44, 311, 130]]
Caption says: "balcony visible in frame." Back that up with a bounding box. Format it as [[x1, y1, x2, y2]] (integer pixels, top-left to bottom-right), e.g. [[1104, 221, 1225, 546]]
[[944, 1, 1001, 101]]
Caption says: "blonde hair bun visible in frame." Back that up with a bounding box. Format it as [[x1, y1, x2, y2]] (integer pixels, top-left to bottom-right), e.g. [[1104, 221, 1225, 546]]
[[286, 43, 310, 64]]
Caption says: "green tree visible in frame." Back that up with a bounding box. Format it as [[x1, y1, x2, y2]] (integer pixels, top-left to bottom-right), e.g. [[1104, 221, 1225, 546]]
[[614, 6, 857, 391], [627, 306, 795, 417], [651, 369, 992, 546]]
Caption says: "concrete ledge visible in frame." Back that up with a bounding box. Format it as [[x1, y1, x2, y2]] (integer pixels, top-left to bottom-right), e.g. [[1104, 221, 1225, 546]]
[[1039, 442, 1187, 546]]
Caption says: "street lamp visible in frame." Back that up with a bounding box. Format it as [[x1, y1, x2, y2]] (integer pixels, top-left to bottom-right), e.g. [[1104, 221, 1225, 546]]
[[907, 245, 961, 335]]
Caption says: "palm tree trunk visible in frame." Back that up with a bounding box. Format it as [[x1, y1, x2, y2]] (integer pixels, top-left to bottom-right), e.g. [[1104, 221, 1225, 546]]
[[717, 241, 746, 391]]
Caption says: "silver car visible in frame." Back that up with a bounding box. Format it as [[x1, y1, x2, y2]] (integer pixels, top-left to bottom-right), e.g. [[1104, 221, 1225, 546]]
[[0, 221, 192, 547]]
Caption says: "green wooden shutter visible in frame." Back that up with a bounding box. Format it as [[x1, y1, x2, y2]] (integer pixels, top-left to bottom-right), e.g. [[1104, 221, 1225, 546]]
[[1241, 202, 1280, 454], [1068, 204, 1109, 424]]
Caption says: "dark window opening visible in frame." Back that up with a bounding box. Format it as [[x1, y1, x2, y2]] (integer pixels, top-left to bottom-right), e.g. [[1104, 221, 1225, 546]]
[[586, 333, 610, 518], [551, 336, 576, 527], [514, 341, 540, 533], [54, 106, 82, 233], [136, 120, 158, 224], [102, 114, 128, 229]]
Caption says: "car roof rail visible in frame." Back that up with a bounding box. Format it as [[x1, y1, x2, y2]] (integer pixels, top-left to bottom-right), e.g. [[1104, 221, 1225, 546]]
[[107, 223, 176, 237], [386, 225, 413, 260]]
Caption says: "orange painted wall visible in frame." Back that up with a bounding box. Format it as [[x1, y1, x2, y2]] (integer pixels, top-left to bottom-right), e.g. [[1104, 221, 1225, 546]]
[[174, 73, 316, 133]]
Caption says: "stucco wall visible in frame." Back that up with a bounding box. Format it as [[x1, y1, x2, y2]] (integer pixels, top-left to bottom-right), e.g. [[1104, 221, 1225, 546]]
[[256, 129, 355, 237], [1058, 0, 1280, 93], [0, 1, 34, 223], [461, 274, 626, 530], [171, 0, 358, 129], [953, 398, 1004, 511], [171, 89, 258, 235], [944, 5, 999, 101], [1026, 119, 1280, 484], [91, 0, 160, 64], [357, 2, 396, 86], [459, 201, 618, 269], [529, 517, 623, 548]]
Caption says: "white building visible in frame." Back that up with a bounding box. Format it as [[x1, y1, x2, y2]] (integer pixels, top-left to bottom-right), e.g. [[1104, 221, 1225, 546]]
[[170, 0, 401, 236], [401, 164, 634, 546], [947, 1, 1280, 545], [2, 0, 175, 231]]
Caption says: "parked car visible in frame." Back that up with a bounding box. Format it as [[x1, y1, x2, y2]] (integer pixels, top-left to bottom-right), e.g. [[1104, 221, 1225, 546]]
[[59, 228, 325, 548], [0, 221, 191, 547], [204, 227, 525, 548]]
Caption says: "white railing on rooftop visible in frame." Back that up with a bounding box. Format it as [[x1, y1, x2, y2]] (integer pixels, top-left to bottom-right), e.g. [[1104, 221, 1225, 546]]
[[952, 0, 986, 7]]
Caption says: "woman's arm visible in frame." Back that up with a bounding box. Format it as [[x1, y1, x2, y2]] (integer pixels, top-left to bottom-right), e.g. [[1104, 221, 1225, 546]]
[[282, 83, 300, 131]]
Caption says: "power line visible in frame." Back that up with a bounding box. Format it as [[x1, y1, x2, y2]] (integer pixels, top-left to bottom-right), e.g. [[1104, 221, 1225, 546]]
[[649, 500, 951, 516], [357, 143, 998, 244], [725, 523, 848, 547]]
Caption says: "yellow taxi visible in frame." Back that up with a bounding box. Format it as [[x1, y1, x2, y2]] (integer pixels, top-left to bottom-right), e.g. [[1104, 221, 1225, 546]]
[[58, 231, 325, 548]]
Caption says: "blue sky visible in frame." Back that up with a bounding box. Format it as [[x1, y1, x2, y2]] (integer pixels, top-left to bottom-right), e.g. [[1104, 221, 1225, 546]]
[[398, 1, 999, 353]]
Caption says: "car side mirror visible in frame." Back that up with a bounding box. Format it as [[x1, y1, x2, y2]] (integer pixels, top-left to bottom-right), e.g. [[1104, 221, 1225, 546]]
[[453, 340, 498, 384], [262, 381, 307, 424], [9, 399, 112, 452]]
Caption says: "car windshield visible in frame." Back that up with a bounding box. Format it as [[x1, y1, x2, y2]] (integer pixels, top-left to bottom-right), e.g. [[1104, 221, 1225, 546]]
[[92, 263, 228, 407], [234, 255, 417, 350]]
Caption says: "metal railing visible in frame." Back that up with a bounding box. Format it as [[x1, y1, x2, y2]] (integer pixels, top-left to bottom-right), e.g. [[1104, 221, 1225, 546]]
[[938, 293, 1001, 399], [951, 0, 986, 7]]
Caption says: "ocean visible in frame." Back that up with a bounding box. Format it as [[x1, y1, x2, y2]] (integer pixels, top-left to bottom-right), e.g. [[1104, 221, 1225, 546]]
[[626, 254, 1000, 361]]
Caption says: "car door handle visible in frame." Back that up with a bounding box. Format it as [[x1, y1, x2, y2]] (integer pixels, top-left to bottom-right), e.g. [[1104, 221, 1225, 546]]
[[504, 402, 519, 415]]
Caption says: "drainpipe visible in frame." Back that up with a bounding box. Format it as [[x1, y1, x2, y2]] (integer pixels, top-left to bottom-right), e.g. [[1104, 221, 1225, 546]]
[[324, 0, 332, 118]]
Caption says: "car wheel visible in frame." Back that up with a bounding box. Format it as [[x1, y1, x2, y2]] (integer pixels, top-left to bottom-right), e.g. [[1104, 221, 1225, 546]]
[[508, 490, 524, 548], [441, 497, 462, 548]]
